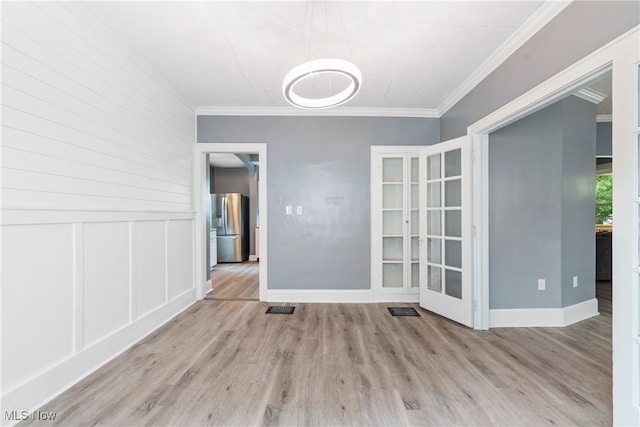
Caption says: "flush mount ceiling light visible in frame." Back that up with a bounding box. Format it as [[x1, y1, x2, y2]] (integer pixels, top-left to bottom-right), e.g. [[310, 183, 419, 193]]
[[282, 58, 362, 109]]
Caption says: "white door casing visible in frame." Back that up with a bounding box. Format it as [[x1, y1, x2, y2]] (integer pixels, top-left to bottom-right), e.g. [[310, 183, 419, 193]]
[[468, 26, 639, 424], [419, 136, 473, 327], [193, 142, 268, 302]]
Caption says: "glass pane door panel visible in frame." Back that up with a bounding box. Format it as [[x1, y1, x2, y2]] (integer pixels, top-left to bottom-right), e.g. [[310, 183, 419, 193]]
[[411, 237, 419, 261], [444, 179, 461, 207], [427, 182, 441, 207], [382, 158, 403, 182], [383, 263, 403, 288], [427, 238, 441, 263], [411, 263, 419, 288], [445, 240, 462, 268], [428, 154, 441, 180], [444, 149, 462, 177], [383, 237, 403, 261], [445, 210, 462, 237], [383, 210, 403, 235], [383, 184, 403, 208], [427, 210, 441, 235], [411, 184, 419, 209], [445, 269, 462, 299], [411, 157, 419, 182], [411, 210, 419, 235], [427, 266, 442, 292]]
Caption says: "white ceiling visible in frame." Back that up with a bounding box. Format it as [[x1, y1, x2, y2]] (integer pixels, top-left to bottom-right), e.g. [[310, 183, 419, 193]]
[[80, 1, 569, 116], [209, 153, 246, 168]]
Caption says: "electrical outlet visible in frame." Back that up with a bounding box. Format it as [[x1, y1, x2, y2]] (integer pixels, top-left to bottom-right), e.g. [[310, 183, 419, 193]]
[[538, 279, 546, 291], [573, 276, 578, 288], [296, 205, 303, 215]]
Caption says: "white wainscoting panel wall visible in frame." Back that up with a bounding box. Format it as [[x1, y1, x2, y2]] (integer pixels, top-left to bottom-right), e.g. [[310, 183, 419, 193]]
[[1, 2, 196, 422], [1, 224, 76, 393], [135, 221, 169, 318], [167, 220, 196, 300], [83, 222, 132, 347]]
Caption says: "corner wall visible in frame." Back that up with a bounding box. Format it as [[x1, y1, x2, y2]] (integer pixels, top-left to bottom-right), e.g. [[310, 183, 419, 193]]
[[488, 97, 596, 311], [1, 3, 196, 420]]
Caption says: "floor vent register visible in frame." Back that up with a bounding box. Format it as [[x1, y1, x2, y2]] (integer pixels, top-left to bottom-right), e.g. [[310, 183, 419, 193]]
[[265, 306, 295, 315], [387, 307, 421, 317]]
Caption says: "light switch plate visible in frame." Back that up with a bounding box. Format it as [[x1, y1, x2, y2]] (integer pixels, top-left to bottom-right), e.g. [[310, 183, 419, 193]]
[[285, 205, 292, 215], [538, 279, 545, 291]]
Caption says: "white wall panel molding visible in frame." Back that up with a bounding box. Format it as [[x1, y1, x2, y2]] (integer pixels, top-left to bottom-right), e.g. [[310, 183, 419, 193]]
[[167, 220, 195, 300], [1, 289, 195, 424], [83, 222, 131, 346], [1, 224, 76, 393], [73, 222, 85, 353], [134, 221, 167, 318], [1, 2, 197, 422], [1, 208, 195, 226], [1, 218, 196, 420]]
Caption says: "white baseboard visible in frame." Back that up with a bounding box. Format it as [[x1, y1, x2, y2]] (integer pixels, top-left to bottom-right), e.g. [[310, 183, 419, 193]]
[[267, 289, 373, 303], [248, 255, 259, 262], [2, 290, 196, 424], [490, 298, 599, 328], [372, 292, 419, 303]]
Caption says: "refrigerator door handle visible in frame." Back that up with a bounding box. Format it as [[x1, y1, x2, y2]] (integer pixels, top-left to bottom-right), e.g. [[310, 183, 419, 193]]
[[222, 196, 228, 235]]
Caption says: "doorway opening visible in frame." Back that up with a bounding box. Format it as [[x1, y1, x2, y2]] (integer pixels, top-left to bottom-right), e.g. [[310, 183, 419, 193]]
[[484, 70, 612, 328], [194, 143, 267, 302], [206, 153, 260, 301]]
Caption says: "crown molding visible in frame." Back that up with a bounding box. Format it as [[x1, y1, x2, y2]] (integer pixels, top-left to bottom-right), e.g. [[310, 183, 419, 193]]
[[574, 87, 607, 104], [437, 0, 573, 116], [596, 114, 612, 123], [195, 106, 440, 118]]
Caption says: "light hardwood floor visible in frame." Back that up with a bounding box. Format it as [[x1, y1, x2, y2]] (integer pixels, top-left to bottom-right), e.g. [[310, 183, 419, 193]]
[[207, 261, 259, 301], [21, 282, 612, 426]]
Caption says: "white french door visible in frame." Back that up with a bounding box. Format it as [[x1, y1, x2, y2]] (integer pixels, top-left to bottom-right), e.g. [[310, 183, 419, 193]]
[[371, 147, 420, 302], [419, 136, 472, 327]]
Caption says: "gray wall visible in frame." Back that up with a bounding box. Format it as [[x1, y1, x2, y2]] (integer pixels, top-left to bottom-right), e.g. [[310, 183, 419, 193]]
[[596, 122, 612, 157], [211, 166, 250, 196], [440, 1, 639, 141], [198, 116, 439, 290], [489, 102, 563, 309], [489, 97, 596, 309], [561, 97, 597, 307]]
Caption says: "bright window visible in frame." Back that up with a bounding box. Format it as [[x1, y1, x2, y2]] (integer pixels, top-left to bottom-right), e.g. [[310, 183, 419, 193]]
[[596, 174, 613, 224]]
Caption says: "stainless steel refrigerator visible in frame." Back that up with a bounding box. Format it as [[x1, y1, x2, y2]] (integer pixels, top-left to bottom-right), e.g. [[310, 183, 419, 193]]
[[211, 193, 249, 262]]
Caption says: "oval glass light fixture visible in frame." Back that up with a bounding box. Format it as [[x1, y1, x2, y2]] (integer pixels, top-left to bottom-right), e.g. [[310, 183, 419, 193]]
[[282, 58, 362, 109]]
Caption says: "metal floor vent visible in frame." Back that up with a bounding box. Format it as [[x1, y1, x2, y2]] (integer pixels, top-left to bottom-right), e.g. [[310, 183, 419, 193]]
[[266, 306, 295, 315], [388, 307, 420, 317]]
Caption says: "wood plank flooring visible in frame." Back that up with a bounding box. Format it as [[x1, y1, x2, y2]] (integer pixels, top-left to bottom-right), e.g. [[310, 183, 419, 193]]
[[21, 282, 612, 426], [207, 261, 259, 301]]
